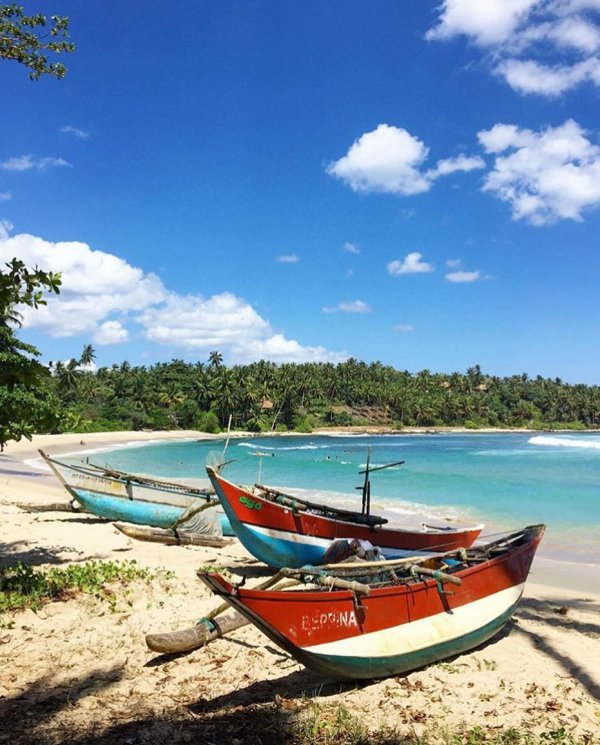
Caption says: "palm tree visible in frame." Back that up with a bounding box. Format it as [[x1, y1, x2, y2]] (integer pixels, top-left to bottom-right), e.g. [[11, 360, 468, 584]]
[[208, 350, 223, 368], [79, 344, 96, 367]]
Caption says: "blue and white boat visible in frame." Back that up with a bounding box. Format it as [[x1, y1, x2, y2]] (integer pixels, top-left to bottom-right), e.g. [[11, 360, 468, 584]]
[[40, 450, 233, 536]]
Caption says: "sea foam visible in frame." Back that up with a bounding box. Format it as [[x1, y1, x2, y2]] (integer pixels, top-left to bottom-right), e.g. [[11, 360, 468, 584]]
[[529, 435, 600, 451]]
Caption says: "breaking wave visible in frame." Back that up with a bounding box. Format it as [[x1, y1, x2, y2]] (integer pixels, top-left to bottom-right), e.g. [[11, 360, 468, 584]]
[[528, 435, 600, 451]]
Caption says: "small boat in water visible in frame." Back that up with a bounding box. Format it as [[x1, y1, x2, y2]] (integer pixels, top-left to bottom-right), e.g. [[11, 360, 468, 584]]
[[200, 524, 545, 680], [40, 450, 234, 536], [206, 466, 483, 567]]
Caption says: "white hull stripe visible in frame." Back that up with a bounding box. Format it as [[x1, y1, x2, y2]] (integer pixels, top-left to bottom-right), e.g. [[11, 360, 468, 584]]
[[302, 583, 524, 659], [248, 523, 334, 549]]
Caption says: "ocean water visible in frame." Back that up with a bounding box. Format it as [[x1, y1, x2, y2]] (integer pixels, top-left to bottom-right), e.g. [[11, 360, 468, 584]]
[[70, 432, 600, 565]]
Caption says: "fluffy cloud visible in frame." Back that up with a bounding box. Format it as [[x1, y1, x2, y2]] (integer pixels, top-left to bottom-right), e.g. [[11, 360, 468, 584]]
[[393, 323, 415, 332], [496, 57, 600, 95], [0, 155, 70, 171], [427, 0, 600, 96], [93, 321, 129, 345], [343, 242, 360, 254], [0, 233, 165, 336], [426, 155, 486, 180], [327, 125, 483, 196], [229, 335, 346, 364], [426, 0, 539, 46], [478, 119, 600, 224], [0, 192, 11, 201], [275, 254, 300, 263], [0, 231, 345, 363], [322, 300, 372, 313], [387, 252, 434, 275], [327, 125, 431, 195]]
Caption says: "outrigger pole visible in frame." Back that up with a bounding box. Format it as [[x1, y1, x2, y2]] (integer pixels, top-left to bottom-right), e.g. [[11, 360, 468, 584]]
[[356, 448, 406, 517]]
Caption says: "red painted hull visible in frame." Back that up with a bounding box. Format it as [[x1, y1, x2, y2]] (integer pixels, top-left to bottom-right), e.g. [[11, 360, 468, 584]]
[[201, 525, 545, 679], [211, 468, 483, 553]]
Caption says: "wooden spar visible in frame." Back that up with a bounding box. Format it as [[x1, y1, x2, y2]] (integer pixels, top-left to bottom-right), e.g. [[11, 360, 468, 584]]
[[410, 565, 462, 586], [357, 453, 406, 517], [358, 459, 406, 475], [280, 568, 371, 594], [169, 497, 220, 529], [114, 522, 233, 548], [40, 450, 215, 498], [303, 545, 468, 572], [252, 483, 387, 526], [360, 448, 370, 515], [14, 501, 89, 514], [145, 611, 248, 653]]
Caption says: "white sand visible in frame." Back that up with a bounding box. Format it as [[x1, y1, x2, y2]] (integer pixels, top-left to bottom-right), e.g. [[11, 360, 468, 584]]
[[1, 432, 598, 743]]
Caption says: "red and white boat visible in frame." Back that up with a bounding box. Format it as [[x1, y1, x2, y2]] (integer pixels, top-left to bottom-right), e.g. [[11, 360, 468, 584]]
[[200, 524, 544, 680], [207, 466, 484, 568]]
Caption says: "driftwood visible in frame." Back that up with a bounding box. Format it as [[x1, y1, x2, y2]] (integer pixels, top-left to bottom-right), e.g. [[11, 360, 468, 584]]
[[114, 522, 233, 548], [14, 501, 88, 514], [145, 611, 248, 653]]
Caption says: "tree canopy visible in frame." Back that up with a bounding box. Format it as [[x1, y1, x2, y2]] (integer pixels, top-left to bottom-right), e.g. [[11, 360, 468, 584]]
[[0, 3, 74, 79], [0, 260, 62, 450]]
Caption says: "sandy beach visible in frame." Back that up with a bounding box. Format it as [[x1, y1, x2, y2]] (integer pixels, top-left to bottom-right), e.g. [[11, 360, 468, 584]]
[[1, 432, 598, 744]]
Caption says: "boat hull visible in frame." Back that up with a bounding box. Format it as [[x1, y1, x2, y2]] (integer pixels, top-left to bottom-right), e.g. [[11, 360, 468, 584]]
[[207, 468, 483, 567], [43, 455, 233, 535], [202, 525, 544, 680]]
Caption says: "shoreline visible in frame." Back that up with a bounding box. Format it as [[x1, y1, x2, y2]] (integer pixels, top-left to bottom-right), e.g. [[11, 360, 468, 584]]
[[2, 425, 598, 462], [1, 430, 598, 594], [1, 431, 598, 742]]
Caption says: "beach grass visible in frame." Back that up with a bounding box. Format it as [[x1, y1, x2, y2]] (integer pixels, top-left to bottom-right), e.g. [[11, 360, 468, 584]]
[[0, 559, 173, 615]]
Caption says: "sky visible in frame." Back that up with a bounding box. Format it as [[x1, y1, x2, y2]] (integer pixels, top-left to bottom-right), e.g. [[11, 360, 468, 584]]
[[1, 0, 600, 383]]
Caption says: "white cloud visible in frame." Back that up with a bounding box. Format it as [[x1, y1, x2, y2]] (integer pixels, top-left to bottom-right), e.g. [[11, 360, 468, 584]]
[[0, 231, 345, 363], [327, 125, 431, 195], [427, 0, 600, 96], [0, 192, 11, 201], [93, 320, 130, 345], [495, 56, 600, 95], [446, 270, 482, 282], [140, 292, 345, 363], [275, 254, 300, 263], [387, 252, 435, 276], [230, 335, 347, 364], [426, 154, 486, 180], [60, 125, 91, 140], [343, 242, 360, 254], [394, 323, 415, 332], [478, 119, 600, 224], [446, 258, 462, 268], [322, 300, 372, 314], [327, 124, 483, 196], [425, 0, 539, 46], [0, 155, 70, 171]]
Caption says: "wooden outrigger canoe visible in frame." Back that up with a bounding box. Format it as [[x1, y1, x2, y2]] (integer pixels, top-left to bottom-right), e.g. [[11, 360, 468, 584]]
[[206, 466, 483, 567], [40, 450, 234, 536], [200, 524, 545, 680]]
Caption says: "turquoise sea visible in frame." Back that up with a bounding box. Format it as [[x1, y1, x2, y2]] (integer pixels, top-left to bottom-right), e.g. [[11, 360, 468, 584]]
[[71, 432, 600, 565]]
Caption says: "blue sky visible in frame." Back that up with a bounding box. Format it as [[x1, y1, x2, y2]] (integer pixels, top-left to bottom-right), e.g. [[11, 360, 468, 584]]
[[1, 0, 599, 383]]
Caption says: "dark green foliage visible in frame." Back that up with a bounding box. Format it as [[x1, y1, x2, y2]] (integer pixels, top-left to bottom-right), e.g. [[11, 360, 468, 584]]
[[0, 260, 63, 449], [195, 410, 221, 433], [0, 4, 74, 80], [37, 354, 600, 435]]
